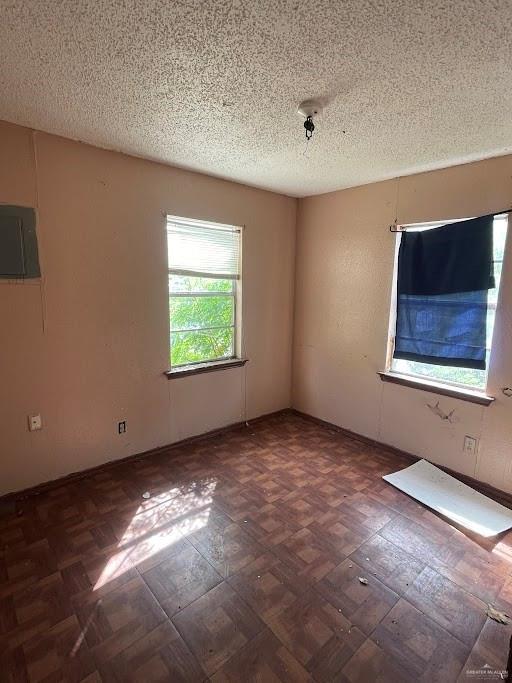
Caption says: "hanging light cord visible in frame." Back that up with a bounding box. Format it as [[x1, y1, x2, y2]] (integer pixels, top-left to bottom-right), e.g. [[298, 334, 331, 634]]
[[304, 115, 315, 140]]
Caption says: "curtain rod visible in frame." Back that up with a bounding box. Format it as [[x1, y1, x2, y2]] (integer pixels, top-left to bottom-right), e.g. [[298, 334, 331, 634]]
[[389, 208, 512, 233]]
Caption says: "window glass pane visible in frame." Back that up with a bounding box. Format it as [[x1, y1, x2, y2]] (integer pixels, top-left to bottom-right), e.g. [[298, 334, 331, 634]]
[[494, 217, 508, 261], [169, 275, 233, 293], [170, 328, 234, 366], [170, 295, 234, 331], [392, 358, 486, 389], [391, 216, 507, 390], [488, 263, 502, 306]]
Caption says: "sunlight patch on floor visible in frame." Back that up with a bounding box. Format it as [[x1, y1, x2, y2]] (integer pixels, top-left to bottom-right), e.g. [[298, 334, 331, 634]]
[[492, 538, 512, 565], [94, 479, 217, 590]]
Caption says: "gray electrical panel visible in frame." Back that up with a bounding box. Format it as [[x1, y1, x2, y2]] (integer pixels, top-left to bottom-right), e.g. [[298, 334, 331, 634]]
[[0, 206, 40, 278]]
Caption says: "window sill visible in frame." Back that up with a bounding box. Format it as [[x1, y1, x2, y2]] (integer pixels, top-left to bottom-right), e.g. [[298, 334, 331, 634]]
[[377, 371, 495, 406], [165, 358, 248, 379]]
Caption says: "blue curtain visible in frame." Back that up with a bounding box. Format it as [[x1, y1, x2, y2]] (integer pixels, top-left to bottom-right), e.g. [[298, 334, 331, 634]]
[[393, 215, 495, 370]]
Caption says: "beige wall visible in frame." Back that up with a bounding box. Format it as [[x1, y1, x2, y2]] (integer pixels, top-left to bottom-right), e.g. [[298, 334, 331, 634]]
[[294, 155, 512, 493], [0, 121, 296, 495], [4, 116, 512, 498]]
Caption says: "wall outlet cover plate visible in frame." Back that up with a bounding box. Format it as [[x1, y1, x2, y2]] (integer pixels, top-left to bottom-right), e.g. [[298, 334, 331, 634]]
[[28, 415, 42, 431]]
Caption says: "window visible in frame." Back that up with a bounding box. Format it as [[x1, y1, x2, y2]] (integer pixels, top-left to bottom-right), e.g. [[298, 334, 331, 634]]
[[388, 214, 508, 391], [167, 216, 242, 368]]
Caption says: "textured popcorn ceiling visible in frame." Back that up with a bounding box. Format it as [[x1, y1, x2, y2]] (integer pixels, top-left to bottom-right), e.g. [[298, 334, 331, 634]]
[[1, 1, 512, 197]]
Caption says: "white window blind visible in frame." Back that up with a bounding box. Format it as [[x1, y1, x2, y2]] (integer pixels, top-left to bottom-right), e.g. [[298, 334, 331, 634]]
[[167, 216, 241, 279]]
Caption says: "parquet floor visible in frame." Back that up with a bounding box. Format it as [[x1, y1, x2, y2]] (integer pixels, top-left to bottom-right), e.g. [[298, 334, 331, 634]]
[[1, 411, 511, 682]]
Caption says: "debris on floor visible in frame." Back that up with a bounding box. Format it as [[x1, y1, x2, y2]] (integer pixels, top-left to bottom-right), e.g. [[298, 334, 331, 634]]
[[486, 605, 510, 624], [142, 491, 151, 499], [358, 577, 368, 585]]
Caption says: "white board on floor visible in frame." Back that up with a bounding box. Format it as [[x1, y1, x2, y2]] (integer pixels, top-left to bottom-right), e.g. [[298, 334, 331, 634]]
[[383, 459, 512, 537]]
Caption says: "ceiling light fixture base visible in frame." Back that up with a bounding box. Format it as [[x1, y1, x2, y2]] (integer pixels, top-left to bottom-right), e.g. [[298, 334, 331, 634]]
[[297, 98, 323, 119]]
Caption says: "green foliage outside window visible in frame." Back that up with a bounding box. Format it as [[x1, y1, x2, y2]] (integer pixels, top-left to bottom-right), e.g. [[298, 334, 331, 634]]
[[169, 275, 235, 366]]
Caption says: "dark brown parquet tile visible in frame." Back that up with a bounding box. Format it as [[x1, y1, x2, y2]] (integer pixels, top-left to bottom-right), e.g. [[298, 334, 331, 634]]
[[189, 518, 266, 579], [379, 513, 457, 565], [457, 596, 512, 679], [0, 511, 29, 548], [172, 581, 265, 676], [398, 496, 462, 534], [81, 672, 103, 683], [76, 476, 135, 518], [73, 576, 167, 664], [239, 502, 301, 548], [431, 541, 507, 605], [349, 534, 425, 595], [19, 614, 95, 683], [266, 590, 365, 681], [499, 574, 512, 603], [338, 491, 399, 532], [228, 485, 285, 519], [218, 460, 263, 486], [1, 411, 512, 682], [46, 518, 120, 569], [70, 545, 140, 600], [307, 509, 373, 558], [316, 558, 399, 635], [436, 523, 509, 576], [380, 500, 509, 605], [279, 489, 330, 527], [367, 479, 423, 515], [31, 488, 89, 527], [1, 572, 75, 649], [0, 645, 29, 683], [404, 565, 487, 647], [303, 479, 356, 507], [210, 628, 311, 682], [272, 526, 344, 584], [209, 482, 256, 521], [0, 539, 57, 599], [99, 621, 206, 682], [252, 471, 300, 502], [60, 559, 98, 597], [340, 638, 413, 682], [142, 538, 222, 617], [226, 551, 308, 623], [369, 599, 470, 682]]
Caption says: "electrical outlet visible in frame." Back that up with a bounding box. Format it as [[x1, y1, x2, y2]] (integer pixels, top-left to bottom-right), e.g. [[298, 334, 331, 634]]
[[463, 435, 477, 455], [118, 421, 126, 434], [28, 414, 42, 431]]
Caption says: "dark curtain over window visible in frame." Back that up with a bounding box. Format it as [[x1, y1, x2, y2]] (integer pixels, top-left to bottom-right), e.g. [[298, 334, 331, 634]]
[[393, 215, 495, 370]]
